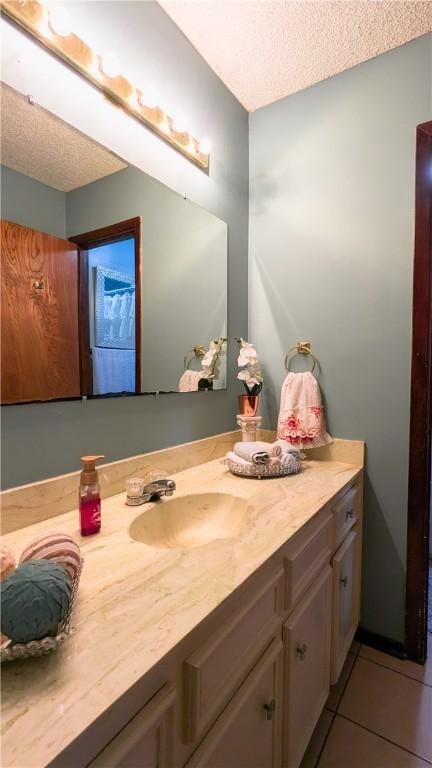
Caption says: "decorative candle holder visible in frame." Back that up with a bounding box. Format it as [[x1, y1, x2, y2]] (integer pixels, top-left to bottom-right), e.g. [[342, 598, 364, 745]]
[[236, 415, 262, 443]]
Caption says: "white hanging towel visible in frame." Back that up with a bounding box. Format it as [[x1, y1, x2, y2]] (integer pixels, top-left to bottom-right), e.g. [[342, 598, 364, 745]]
[[178, 370, 202, 392], [277, 372, 332, 449], [92, 347, 135, 395]]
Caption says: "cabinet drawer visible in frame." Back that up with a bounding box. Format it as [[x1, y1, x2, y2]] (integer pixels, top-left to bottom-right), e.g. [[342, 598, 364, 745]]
[[89, 684, 176, 768], [283, 511, 332, 612], [185, 638, 283, 768], [332, 483, 361, 549], [183, 569, 284, 744]]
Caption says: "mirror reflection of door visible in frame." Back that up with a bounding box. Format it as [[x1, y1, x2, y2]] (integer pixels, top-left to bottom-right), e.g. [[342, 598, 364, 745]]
[[0, 219, 81, 404], [70, 218, 141, 397]]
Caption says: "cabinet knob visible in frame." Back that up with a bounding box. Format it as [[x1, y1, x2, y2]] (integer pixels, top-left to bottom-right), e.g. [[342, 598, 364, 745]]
[[340, 576, 348, 588], [345, 509, 354, 520], [263, 698, 276, 720], [296, 643, 307, 661]]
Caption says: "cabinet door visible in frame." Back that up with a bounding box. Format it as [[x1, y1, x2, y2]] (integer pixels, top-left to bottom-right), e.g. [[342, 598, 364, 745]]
[[90, 684, 176, 768], [331, 526, 361, 684], [1, 219, 80, 403], [186, 638, 283, 768], [283, 567, 332, 768]]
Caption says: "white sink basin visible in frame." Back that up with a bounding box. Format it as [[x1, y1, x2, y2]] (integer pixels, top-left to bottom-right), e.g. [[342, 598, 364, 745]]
[[129, 492, 251, 550]]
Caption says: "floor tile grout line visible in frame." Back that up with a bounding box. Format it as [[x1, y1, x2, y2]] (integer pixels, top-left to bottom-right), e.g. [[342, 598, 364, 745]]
[[314, 656, 358, 768], [356, 652, 432, 688], [335, 653, 360, 714], [336, 712, 432, 765], [313, 708, 337, 768]]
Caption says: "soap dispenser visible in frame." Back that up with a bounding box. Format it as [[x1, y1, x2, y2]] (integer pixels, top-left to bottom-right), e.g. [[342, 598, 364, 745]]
[[79, 455, 105, 536]]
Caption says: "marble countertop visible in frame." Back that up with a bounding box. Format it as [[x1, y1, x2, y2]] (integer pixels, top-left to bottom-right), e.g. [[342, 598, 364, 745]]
[[1, 454, 362, 768]]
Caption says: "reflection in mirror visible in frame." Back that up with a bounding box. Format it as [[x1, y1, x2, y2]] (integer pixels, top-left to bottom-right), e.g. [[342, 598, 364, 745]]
[[0, 83, 227, 404]]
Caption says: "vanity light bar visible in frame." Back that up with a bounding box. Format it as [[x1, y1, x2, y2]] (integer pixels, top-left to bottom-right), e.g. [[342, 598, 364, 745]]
[[0, 0, 211, 171]]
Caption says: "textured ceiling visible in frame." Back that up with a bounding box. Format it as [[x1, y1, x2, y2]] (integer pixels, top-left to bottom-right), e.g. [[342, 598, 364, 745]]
[[0, 84, 127, 191], [159, 1, 432, 111]]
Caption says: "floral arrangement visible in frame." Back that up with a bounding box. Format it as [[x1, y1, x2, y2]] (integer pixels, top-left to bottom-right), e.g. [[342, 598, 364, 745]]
[[201, 338, 225, 380], [236, 337, 263, 395]]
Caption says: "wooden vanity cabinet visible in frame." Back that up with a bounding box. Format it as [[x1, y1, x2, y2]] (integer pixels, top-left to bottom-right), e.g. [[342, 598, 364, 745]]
[[88, 475, 363, 768], [90, 684, 176, 768]]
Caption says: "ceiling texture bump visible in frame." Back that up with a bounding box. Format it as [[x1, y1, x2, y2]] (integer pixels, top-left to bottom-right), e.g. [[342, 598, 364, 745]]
[[159, 0, 432, 111]]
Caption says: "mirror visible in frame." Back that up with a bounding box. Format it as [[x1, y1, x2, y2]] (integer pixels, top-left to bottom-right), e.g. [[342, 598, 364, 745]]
[[0, 84, 227, 404]]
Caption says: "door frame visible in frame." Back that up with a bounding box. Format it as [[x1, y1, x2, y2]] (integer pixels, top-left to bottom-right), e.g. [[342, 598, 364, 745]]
[[406, 121, 432, 663], [70, 217, 142, 395]]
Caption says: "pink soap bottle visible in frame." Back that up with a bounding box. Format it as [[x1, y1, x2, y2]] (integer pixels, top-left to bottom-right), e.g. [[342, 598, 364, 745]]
[[79, 455, 104, 536]]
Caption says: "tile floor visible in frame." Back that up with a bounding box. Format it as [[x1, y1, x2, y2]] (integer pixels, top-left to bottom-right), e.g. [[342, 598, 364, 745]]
[[301, 637, 432, 768]]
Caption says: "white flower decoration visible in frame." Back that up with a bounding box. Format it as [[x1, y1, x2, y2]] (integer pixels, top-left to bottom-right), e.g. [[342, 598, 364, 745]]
[[200, 338, 225, 380], [236, 337, 263, 393]]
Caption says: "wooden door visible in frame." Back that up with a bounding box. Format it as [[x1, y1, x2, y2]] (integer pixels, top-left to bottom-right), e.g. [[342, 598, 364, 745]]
[[1, 220, 80, 403], [283, 567, 332, 768], [186, 638, 283, 768], [331, 527, 361, 683], [89, 684, 176, 768]]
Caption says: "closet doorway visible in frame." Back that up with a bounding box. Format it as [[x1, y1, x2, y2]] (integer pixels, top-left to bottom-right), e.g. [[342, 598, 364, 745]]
[[71, 217, 142, 396], [406, 121, 432, 663]]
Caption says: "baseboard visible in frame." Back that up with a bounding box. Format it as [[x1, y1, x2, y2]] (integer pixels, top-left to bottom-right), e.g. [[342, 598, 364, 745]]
[[355, 627, 406, 660]]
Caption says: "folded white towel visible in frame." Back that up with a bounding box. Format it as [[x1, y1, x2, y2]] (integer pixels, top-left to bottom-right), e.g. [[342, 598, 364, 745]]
[[275, 440, 303, 459], [279, 452, 299, 469], [234, 441, 271, 465], [226, 451, 254, 467]]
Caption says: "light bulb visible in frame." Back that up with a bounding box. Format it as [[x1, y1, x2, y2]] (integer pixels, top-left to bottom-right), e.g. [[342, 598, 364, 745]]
[[159, 116, 170, 134], [35, 2, 51, 36], [128, 90, 140, 110], [139, 86, 158, 110], [172, 113, 186, 133], [48, 6, 72, 36], [199, 138, 212, 156], [100, 53, 120, 79]]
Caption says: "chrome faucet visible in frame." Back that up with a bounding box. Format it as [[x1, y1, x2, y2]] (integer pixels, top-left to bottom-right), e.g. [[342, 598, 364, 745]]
[[126, 478, 176, 506]]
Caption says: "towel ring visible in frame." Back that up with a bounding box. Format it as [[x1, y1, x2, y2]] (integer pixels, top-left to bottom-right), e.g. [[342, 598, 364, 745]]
[[284, 341, 319, 373], [184, 345, 205, 371]]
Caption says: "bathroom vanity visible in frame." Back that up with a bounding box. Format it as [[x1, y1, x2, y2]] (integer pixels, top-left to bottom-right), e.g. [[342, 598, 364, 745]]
[[1, 436, 363, 768]]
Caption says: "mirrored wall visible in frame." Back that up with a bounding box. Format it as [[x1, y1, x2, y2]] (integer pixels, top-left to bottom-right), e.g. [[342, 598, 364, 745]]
[[0, 84, 227, 404]]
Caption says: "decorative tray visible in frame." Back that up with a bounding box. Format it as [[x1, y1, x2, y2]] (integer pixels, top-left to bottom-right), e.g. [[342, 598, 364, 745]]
[[223, 457, 302, 479], [1, 560, 83, 663]]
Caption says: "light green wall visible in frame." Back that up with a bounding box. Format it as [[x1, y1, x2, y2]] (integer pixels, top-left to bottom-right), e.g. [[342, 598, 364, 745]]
[[1, 165, 66, 237], [249, 34, 432, 642]]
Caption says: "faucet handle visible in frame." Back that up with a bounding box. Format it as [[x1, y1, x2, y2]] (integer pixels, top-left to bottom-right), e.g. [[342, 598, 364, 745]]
[[126, 477, 145, 498], [147, 469, 168, 484]]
